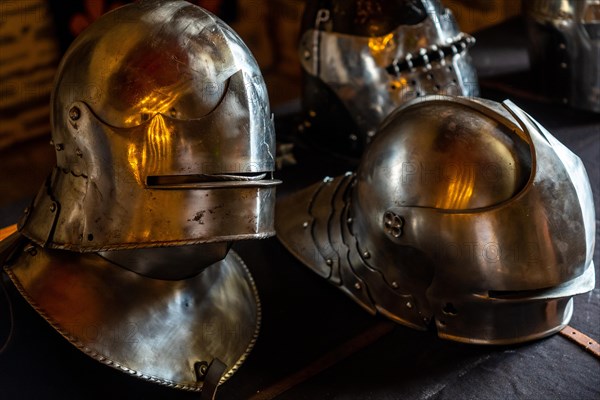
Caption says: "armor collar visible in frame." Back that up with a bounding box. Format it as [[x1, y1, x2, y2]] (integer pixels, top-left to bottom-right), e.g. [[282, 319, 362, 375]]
[[4, 240, 260, 391]]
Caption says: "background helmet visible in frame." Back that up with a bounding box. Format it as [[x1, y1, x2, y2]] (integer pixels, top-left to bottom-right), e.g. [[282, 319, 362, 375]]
[[526, 0, 600, 113], [277, 96, 595, 344], [298, 0, 480, 157], [19, 0, 280, 251]]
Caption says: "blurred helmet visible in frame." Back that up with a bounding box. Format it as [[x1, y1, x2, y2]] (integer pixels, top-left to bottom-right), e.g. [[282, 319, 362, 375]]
[[277, 96, 595, 344], [5, 0, 278, 392], [526, 0, 600, 113], [298, 0, 480, 157]]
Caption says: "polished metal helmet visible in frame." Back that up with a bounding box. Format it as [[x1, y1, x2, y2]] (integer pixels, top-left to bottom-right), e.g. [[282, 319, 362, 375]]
[[526, 0, 600, 113], [298, 0, 480, 157], [4, 0, 278, 393], [19, 0, 279, 251], [277, 96, 595, 344]]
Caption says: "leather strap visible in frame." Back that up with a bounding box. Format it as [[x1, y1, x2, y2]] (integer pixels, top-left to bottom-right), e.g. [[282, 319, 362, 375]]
[[249, 321, 395, 400], [0, 225, 18, 242], [199, 358, 227, 400], [560, 325, 600, 359]]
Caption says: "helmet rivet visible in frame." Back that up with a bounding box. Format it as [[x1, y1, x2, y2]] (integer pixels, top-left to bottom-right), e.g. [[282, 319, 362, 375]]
[[69, 106, 81, 121], [302, 221, 309, 229], [75, 148, 83, 158], [326, 258, 333, 266], [391, 281, 398, 289], [384, 212, 404, 238], [55, 143, 64, 151], [24, 244, 37, 256], [194, 361, 209, 381], [49, 203, 57, 212], [303, 50, 311, 60], [354, 282, 362, 290], [406, 302, 413, 309], [362, 250, 370, 259]]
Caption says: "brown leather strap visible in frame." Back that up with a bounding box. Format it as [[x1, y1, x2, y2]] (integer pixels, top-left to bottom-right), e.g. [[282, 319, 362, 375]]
[[250, 321, 395, 400], [559, 325, 600, 359], [199, 358, 227, 400], [0, 225, 18, 242]]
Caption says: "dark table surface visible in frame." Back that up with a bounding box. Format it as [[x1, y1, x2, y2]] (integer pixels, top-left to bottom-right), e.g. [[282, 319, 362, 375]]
[[0, 17, 599, 400]]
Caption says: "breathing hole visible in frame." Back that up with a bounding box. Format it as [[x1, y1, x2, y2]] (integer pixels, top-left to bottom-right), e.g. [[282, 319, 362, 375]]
[[87, 234, 94, 241], [442, 302, 458, 316]]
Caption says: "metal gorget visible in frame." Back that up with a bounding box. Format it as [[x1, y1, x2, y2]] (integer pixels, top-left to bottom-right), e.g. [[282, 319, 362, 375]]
[[3, 237, 260, 391]]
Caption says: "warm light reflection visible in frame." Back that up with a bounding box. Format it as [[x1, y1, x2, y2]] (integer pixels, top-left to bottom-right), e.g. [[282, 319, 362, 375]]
[[437, 165, 475, 209], [368, 32, 395, 55], [127, 114, 173, 185], [584, 2, 600, 22], [128, 141, 144, 185], [389, 77, 409, 92], [0, 224, 17, 241], [140, 228, 153, 241], [124, 86, 182, 126]]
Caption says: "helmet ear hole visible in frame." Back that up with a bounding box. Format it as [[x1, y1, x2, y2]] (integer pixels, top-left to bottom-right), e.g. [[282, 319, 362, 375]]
[[383, 211, 404, 238], [442, 302, 458, 316]]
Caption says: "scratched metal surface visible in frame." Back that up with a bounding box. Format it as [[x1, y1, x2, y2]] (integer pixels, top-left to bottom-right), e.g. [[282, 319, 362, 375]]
[[0, 17, 599, 400]]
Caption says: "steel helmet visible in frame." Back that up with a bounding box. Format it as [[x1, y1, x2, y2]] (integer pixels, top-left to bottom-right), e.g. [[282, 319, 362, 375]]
[[277, 96, 595, 344], [19, 0, 279, 251], [4, 0, 279, 392], [526, 0, 600, 113], [298, 0, 480, 157]]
